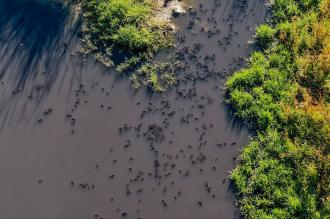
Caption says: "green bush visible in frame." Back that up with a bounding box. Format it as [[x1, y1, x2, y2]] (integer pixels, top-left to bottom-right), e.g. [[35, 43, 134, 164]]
[[256, 25, 276, 49], [112, 25, 154, 50]]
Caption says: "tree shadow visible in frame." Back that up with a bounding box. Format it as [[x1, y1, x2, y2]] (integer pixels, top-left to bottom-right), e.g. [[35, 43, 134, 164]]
[[0, 0, 83, 129]]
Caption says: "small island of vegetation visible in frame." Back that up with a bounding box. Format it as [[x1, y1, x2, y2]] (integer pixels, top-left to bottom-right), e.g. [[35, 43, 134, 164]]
[[80, 0, 179, 91]]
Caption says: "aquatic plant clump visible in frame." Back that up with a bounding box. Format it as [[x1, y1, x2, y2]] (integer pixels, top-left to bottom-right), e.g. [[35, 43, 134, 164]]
[[227, 0, 330, 218], [80, 0, 176, 91]]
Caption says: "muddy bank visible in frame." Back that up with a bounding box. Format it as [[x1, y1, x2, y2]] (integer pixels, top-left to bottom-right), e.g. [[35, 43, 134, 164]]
[[0, 0, 266, 218]]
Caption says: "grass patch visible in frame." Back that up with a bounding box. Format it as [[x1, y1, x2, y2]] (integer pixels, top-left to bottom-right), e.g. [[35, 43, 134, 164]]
[[227, 0, 330, 218], [80, 0, 176, 91]]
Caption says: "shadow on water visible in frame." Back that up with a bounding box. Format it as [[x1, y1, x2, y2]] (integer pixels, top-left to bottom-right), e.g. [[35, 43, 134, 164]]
[[0, 0, 82, 129], [225, 104, 246, 134]]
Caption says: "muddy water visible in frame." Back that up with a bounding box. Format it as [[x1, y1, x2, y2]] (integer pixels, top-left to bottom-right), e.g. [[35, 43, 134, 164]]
[[0, 0, 266, 218]]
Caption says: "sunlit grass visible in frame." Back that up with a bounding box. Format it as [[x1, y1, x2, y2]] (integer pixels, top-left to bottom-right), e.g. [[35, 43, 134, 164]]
[[227, 0, 330, 218]]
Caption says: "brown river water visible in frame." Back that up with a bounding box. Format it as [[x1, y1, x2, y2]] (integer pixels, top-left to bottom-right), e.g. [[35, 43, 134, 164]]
[[0, 0, 266, 218]]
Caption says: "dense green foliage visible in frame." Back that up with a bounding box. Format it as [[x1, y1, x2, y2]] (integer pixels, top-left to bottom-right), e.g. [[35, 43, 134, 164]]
[[227, 0, 330, 218], [81, 0, 175, 91]]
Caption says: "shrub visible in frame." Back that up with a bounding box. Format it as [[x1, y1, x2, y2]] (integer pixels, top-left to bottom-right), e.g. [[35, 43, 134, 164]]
[[256, 25, 276, 49], [112, 25, 154, 50]]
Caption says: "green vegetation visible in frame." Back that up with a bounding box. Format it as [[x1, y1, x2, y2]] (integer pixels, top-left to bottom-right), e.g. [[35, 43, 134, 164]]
[[227, 0, 330, 218], [80, 0, 176, 91]]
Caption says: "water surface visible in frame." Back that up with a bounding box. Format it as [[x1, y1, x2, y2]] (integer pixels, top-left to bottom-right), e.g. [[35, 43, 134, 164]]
[[0, 0, 267, 218]]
